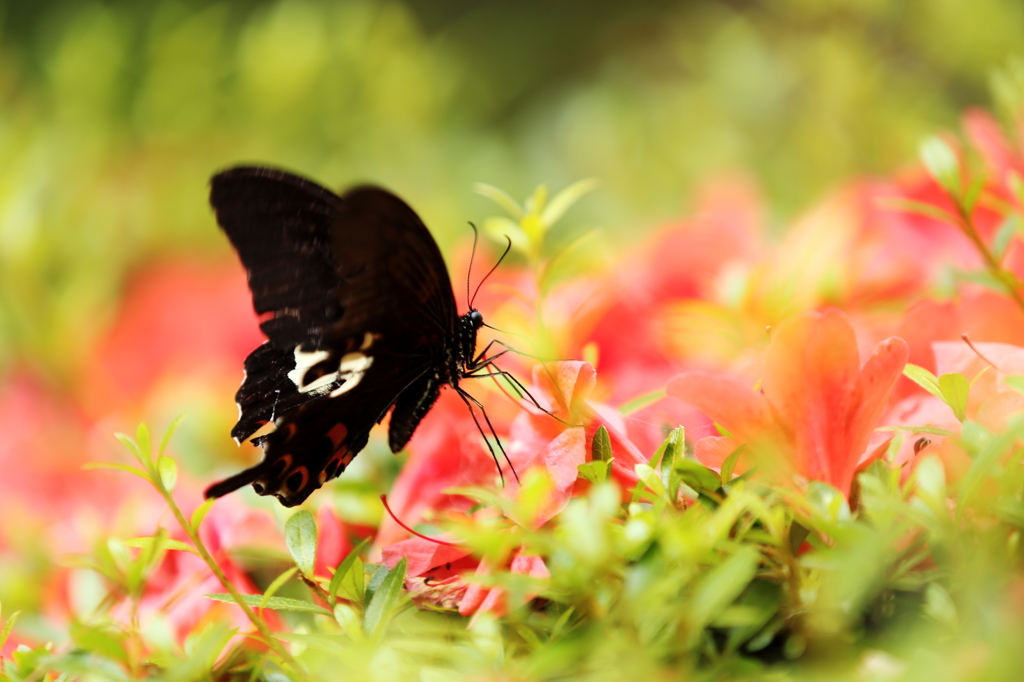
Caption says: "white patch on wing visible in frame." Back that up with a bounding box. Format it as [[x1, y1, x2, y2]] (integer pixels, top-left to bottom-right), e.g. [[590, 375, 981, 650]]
[[360, 332, 379, 350], [330, 352, 374, 397], [288, 347, 339, 393]]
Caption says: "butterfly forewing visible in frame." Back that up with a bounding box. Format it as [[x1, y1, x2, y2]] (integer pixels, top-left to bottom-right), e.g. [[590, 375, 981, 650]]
[[207, 166, 473, 507]]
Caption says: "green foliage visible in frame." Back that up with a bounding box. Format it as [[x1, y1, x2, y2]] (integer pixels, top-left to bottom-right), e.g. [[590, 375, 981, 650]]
[[18, 419, 1024, 680]]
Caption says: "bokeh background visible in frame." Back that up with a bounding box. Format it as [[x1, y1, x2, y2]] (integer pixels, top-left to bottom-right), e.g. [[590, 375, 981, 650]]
[[2, 0, 1024, 654]]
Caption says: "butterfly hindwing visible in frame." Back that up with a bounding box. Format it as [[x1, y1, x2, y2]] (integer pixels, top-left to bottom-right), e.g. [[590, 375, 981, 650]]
[[206, 166, 471, 507]]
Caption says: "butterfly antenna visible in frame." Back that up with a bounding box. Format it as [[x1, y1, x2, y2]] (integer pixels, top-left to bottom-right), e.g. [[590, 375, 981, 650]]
[[465, 222, 479, 310], [470, 235, 512, 309]]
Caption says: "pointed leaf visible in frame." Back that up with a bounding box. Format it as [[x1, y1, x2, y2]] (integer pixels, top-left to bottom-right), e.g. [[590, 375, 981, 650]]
[[123, 537, 198, 556], [363, 558, 406, 638], [158, 414, 187, 458], [114, 433, 144, 466], [618, 389, 665, 416], [0, 608, 20, 651], [920, 136, 961, 197], [541, 178, 598, 227], [689, 547, 760, 634], [938, 373, 970, 422], [136, 423, 152, 462], [674, 459, 721, 493], [329, 538, 370, 605], [334, 603, 363, 641], [285, 510, 318, 577], [525, 184, 548, 215], [962, 174, 987, 213], [903, 363, 943, 399], [635, 464, 667, 498], [260, 567, 299, 608], [204, 594, 332, 617], [591, 426, 612, 462], [483, 217, 529, 254], [190, 498, 215, 532], [157, 456, 178, 492], [474, 183, 523, 218], [880, 198, 960, 226], [577, 460, 613, 484], [1005, 376, 1024, 395], [720, 445, 745, 483], [992, 215, 1021, 260], [82, 461, 152, 483]]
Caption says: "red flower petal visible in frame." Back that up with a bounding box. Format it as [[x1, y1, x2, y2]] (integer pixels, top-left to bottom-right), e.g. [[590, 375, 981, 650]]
[[666, 372, 771, 440]]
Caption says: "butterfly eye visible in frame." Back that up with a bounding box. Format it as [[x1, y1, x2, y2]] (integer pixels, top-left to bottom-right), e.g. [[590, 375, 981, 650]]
[[469, 309, 483, 329]]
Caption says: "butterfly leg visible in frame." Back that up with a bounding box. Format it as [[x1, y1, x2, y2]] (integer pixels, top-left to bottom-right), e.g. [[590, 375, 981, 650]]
[[465, 360, 578, 427], [454, 386, 520, 485]]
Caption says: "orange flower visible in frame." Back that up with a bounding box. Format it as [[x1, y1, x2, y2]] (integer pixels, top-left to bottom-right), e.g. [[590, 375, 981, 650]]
[[668, 309, 909, 496]]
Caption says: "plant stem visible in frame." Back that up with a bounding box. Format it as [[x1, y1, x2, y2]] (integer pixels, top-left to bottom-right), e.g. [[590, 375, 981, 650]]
[[954, 202, 1024, 314], [158, 487, 309, 681]]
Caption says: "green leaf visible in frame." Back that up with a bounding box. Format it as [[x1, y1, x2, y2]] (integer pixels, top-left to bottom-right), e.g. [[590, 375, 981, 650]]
[[285, 510, 318, 577], [992, 214, 1022, 260], [123, 536, 198, 556], [577, 460, 613, 485], [157, 414, 186, 458], [592, 425, 612, 462], [483, 216, 529, 254], [962, 173, 987, 213], [618, 389, 665, 416], [689, 547, 760, 636], [0, 605, 20, 651], [204, 593, 333, 617], [877, 425, 956, 437], [660, 427, 685, 467], [70, 623, 128, 663], [157, 456, 178, 491], [474, 183, 523, 219], [920, 136, 961, 197], [364, 563, 389, 607], [260, 567, 299, 608], [540, 177, 598, 227], [924, 583, 958, 626], [635, 464, 667, 498], [1004, 376, 1024, 394], [190, 498, 215, 532], [938, 373, 970, 422], [720, 445, 745, 484], [114, 433, 144, 466], [81, 461, 152, 483], [136, 423, 152, 462], [903, 363, 943, 399], [1010, 171, 1024, 208], [329, 538, 370, 605], [333, 603, 363, 640], [363, 558, 407, 638], [880, 197, 960, 226], [674, 459, 721, 493], [525, 184, 548, 216]]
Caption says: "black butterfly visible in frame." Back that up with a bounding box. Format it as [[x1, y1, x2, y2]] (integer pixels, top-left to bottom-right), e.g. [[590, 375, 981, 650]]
[[204, 166, 512, 507]]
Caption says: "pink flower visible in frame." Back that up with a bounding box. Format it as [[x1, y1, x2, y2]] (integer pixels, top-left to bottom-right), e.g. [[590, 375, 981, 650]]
[[380, 537, 548, 620], [668, 309, 909, 496], [500, 361, 646, 526]]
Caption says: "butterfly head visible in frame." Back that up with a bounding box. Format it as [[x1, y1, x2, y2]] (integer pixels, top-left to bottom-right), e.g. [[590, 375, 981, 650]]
[[468, 308, 483, 330]]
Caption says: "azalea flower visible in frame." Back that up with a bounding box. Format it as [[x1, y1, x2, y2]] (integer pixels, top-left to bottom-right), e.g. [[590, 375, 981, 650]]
[[377, 360, 643, 615], [668, 309, 909, 496]]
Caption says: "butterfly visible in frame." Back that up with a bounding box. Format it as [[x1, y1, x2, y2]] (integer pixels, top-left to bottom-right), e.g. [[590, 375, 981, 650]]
[[204, 166, 511, 507]]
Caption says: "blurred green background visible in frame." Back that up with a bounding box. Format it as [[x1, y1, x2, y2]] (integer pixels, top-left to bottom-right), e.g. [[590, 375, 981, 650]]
[[2, 0, 1023, 383]]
